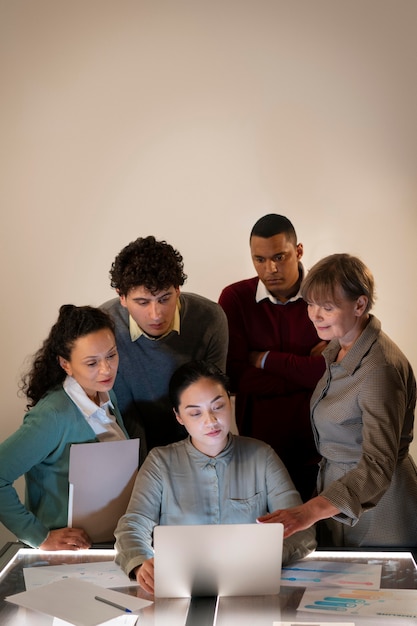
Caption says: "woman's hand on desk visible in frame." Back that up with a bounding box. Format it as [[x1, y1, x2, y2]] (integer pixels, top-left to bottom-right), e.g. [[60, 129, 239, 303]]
[[257, 496, 340, 538], [135, 558, 155, 595], [39, 527, 92, 550]]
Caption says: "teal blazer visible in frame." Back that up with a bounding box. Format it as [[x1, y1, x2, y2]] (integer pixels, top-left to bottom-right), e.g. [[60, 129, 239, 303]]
[[0, 386, 128, 547]]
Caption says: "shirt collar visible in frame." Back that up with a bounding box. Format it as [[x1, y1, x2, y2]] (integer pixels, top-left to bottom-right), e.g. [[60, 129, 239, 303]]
[[255, 263, 304, 305], [63, 375, 114, 422], [129, 300, 181, 342], [325, 314, 379, 375], [185, 433, 234, 466]]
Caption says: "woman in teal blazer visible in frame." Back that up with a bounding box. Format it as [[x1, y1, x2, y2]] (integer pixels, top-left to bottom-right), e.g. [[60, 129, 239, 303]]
[[0, 305, 128, 550]]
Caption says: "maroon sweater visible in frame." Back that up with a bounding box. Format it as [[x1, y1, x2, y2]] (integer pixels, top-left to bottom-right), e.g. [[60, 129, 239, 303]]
[[219, 276, 325, 501]]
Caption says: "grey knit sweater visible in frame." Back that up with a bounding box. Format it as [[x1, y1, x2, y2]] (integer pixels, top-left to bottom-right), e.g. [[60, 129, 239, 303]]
[[102, 293, 228, 462]]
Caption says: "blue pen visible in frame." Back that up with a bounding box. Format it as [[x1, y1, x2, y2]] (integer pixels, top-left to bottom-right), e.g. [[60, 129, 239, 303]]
[[95, 595, 132, 613]]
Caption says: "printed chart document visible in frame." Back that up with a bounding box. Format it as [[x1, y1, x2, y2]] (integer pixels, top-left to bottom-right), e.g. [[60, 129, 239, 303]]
[[281, 560, 382, 589], [6, 578, 152, 626], [274, 623, 354, 626], [68, 438, 139, 543], [298, 587, 417, 620]]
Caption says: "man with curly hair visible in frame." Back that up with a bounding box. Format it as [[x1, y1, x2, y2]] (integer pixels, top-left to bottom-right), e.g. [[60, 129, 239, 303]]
[[102, 236, 228, 461]]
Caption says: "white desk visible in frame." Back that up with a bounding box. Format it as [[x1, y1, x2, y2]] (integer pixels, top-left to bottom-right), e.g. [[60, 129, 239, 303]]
[[1, 543, 417, 625]]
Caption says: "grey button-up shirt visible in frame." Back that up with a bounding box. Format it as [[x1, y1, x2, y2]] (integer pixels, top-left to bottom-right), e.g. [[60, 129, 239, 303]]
[[115, 434, 316, 576]]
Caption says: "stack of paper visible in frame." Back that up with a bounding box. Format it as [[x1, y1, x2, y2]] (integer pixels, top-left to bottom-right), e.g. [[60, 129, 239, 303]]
[[6, 578, 152, 626]]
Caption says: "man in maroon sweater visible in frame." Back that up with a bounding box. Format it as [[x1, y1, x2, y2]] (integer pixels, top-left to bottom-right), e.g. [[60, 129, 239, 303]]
[[219, 214, 326, 501]]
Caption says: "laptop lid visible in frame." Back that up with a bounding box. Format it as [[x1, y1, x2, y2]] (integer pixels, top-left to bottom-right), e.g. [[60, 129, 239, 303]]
[[153, 523, 284, 598]]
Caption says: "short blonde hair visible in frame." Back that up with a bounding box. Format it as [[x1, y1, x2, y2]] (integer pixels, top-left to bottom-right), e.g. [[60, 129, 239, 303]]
[[301, 253, 375, 313]]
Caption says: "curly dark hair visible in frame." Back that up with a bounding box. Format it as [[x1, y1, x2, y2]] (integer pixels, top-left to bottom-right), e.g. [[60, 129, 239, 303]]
[[109, 236, 187, 296], [169, 360, 231, 413], [20, 305, 115, 409]]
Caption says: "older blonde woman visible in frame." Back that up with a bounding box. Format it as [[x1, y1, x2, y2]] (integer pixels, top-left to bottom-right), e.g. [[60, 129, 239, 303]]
[[259, 253, 417, 548]]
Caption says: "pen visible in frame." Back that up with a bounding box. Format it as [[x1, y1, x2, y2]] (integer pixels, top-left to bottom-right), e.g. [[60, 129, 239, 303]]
[[94, 595, 132, 613]]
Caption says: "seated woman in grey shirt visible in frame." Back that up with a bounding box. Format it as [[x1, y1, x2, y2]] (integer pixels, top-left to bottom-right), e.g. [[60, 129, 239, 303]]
[[114, 360, 316, 594]]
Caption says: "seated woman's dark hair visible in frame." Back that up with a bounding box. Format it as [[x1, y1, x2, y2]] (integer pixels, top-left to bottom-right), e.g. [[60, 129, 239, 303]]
[[169, 360, 231, 413], [20, 305, 115, 408]]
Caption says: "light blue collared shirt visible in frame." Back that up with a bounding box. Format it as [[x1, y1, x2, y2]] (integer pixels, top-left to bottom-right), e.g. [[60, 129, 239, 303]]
[[115, 434, 316, 576]]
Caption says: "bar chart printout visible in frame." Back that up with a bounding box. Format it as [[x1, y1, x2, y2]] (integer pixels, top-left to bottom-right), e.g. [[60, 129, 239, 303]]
[[298, 587, 417, 619]]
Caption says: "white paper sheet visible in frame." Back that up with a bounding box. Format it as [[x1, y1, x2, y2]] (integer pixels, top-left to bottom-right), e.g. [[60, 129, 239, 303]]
[[6, 578, 152, 626], [23, 560, 136, 590], [53, 616, 138, 626], [274, 623, 355, 626]]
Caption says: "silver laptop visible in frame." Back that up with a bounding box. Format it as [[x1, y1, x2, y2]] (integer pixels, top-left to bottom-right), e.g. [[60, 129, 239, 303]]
[[153, 523, 284, 598]]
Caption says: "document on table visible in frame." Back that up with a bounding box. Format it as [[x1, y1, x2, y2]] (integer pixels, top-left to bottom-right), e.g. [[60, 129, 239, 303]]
[[6, 578, 152, 626], [281, 559, 382, 589], [68, 438, 139, 543], [274, 623, 355, 626], [297, 587, 417, 619], [23, 559, 136, 590], [54, 616, 138, 626]]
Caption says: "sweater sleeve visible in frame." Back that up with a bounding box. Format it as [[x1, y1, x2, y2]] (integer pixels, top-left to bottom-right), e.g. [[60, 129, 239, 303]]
[[201, 304, 229, 373], [264, 350, 325, 389], [219, 286, 289, 394], [219, 284, 322, 395]]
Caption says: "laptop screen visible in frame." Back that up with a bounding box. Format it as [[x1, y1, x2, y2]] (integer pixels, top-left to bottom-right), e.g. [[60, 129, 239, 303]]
[[153, 523, 284, 598]]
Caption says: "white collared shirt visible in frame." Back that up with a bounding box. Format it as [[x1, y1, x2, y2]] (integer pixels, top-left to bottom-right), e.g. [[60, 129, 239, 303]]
[[63, 376, 126, 441], [255, 265, 304, 305]]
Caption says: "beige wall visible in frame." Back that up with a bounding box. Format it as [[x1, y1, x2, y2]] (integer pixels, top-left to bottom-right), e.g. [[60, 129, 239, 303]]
[[1, 0, 417, 546]]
